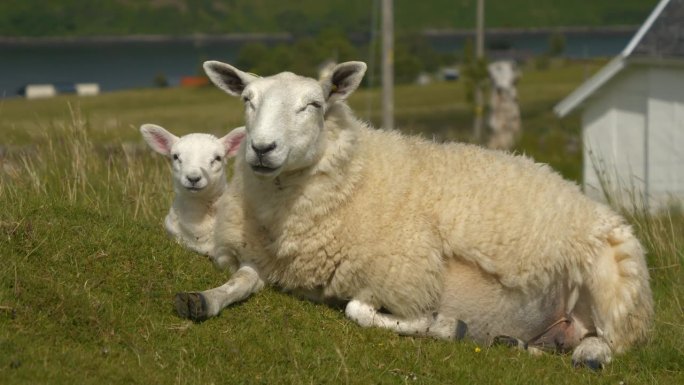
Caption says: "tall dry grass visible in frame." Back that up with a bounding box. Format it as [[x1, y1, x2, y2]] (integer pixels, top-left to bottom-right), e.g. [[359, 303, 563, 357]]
[[588, 151, 683, 286], [0, 103, 170, 222], [588, 153, 683, 357]]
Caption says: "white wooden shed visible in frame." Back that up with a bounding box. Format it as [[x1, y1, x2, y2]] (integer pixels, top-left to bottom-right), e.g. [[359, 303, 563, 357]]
[[554, 0, 684, 210]]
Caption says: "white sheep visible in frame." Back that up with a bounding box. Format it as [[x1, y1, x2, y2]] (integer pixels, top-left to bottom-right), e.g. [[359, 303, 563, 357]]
[[140, 124, 245, 257], [173, 60, 653, 370], [487, 60, 521, 150]]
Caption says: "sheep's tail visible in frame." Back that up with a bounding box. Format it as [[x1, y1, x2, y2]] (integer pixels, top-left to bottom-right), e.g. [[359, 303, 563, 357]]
[[587, 224, 653, 353]]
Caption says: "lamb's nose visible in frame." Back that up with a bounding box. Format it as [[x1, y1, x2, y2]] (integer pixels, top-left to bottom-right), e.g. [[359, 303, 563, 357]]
[[186, 175, 201, 184], [251, 141, 277, 157]]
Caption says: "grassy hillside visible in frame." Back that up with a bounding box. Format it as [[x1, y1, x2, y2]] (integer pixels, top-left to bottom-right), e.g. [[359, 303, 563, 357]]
[[0, 0, 660, 38], [1, 60, 682, 384]]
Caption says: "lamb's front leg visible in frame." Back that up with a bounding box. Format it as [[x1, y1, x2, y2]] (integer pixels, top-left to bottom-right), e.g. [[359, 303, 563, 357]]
[[175, 264, 264, 322], [345, 300, 467, 340]]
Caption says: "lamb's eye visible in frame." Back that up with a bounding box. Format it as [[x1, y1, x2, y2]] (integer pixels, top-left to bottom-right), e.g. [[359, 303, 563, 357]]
[[214, 155, 222, 163], [172, 154, 179, 161]]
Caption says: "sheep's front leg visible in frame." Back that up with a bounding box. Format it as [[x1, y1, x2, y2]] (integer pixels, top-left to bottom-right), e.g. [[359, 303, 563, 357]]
[[184, 241, 213, 258], [175, 264, 264, 322], [344, 300, 467, 340]]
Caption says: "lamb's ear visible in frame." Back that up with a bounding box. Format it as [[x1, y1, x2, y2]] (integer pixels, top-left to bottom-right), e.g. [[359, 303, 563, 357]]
[[203, 61, 258, 96], [220, 126, 247, 158], [321, 61, 367, 104], [140, 124, 178, 156]]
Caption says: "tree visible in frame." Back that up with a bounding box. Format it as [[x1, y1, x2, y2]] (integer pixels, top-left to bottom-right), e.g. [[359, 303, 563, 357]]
[[236, 43, 270, 73], [548, 31, 566, 57], [461, 38, 488, 104], [461, 38, 489, 143], [394, 45, 423, 84]]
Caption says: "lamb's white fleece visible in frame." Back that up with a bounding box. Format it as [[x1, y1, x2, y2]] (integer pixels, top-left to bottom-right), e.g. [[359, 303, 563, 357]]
[[140, 124, 245, 257]]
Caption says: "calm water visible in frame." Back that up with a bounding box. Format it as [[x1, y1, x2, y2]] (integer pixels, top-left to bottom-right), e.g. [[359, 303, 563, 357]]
[[0, 40, 243, 97], [0, 31, 633, 98]]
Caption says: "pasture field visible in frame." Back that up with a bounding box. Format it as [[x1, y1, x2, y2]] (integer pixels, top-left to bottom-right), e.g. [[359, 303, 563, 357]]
[[0, 0, 658, 37], [1, 60, 682, 384]]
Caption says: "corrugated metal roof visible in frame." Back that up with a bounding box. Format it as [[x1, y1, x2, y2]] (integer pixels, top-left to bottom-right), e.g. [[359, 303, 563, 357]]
[[555, 0, 680, 117], [631, 0, 684, 58], [623, 0, 673, 56]]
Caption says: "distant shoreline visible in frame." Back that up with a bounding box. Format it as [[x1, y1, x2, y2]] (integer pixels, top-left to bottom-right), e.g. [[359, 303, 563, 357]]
[[0, 26, 638, 45], [423, 25, 639, 38]]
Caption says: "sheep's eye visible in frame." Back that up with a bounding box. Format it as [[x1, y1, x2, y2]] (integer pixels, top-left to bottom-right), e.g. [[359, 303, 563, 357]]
[[299, 101, 322, 113], [214, 155, 222, 163], [172, 154, 179, 161]]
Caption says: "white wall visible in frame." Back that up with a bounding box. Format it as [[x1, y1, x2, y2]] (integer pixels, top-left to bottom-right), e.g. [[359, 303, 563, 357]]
[[75, 83, 100, 96], [583, 97, 615, 201], [25, 84, 57, 99], [582, 68, 647, 207], [646, 66, 684, 208], [582, 64, 684, 210]]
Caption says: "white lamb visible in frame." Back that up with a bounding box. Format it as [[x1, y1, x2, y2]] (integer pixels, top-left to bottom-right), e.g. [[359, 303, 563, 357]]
[[140, 124, 245, 257], [173, 60, 653, 370]]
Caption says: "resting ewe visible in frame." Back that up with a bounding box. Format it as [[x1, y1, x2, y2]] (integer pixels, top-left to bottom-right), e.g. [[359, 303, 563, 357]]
[[176, 61, 652, 369], [140, 124, 245, 257]]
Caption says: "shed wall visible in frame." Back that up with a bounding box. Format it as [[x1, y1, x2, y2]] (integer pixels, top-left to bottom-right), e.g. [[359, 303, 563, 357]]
[[582, 68, 647, 206], [646, 66, 684, 206], [582, 65, 684, 209]]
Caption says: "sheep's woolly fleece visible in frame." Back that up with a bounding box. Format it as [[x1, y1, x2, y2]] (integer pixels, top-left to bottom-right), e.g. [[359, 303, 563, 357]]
[[198, 61, 652, 367], [216, 101, 651, 352]]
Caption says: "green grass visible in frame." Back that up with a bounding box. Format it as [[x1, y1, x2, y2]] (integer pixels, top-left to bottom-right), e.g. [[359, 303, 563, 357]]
[[0, 0, 659, 37], [1, 60, 682, 384]]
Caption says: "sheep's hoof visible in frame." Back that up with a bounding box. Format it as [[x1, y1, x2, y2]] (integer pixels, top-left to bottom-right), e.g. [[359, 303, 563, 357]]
[[174, 292, 208, 322], [492, 335, 526, 350], [572, 358, 603, 371], [455, 320, 468, 340]]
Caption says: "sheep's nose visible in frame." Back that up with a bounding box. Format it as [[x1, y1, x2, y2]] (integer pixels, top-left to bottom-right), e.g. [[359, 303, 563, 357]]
[[251, 141, 277, 157], [186, 175, 201, 184]]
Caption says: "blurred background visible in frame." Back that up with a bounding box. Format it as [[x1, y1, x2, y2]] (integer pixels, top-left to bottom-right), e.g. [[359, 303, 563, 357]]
[[0, 0, 655, 95], [0, 0, 665, 185]]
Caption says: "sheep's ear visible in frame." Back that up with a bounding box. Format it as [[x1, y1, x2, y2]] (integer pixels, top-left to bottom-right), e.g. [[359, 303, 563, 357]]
[[321, 61, 367, 104], [220, 126, 246, 158], [203, 61, 258, 96], [140, 124, 178, 156]]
